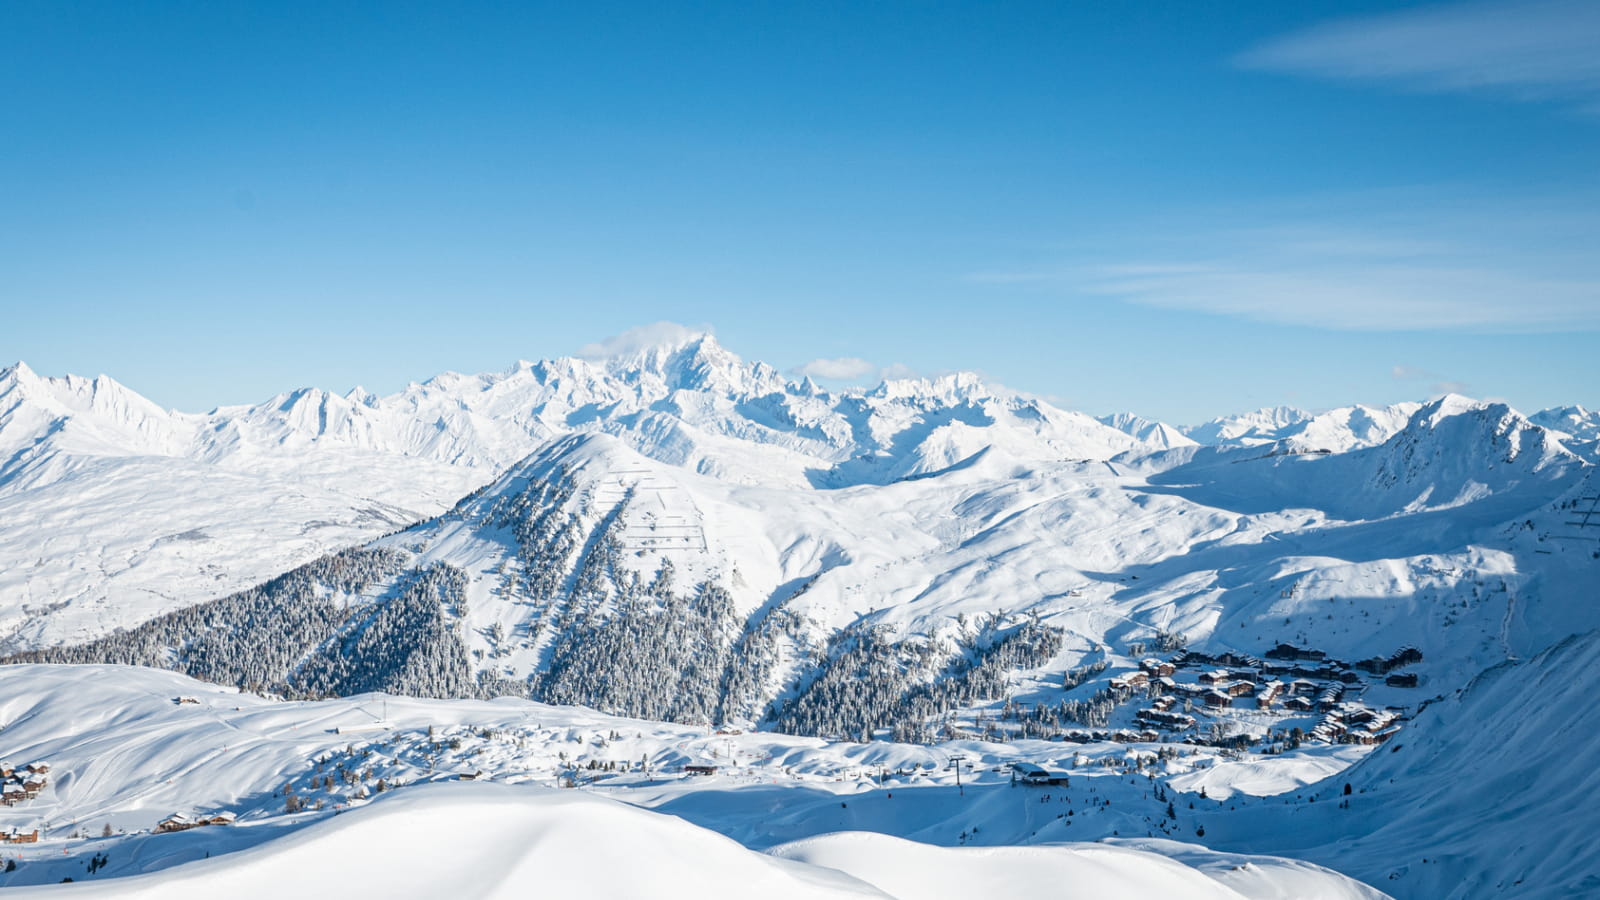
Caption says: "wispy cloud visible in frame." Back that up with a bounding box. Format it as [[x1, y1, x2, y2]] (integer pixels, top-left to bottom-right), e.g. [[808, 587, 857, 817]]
[[1077, 257, 1600, 331], [985, 193, 1600, 332], [575, 322, 709, 360], [1239, 0, 1600, 111], [791, 356, 878, 380]]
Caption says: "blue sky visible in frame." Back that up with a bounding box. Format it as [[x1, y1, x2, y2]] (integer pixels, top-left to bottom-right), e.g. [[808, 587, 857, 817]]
[[3, 0, 1596, 423]]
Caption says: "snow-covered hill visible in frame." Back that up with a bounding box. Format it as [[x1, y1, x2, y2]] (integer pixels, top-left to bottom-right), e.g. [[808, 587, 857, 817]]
[[0, 664, 1385, 898], [1177, 629, 1600, 899]]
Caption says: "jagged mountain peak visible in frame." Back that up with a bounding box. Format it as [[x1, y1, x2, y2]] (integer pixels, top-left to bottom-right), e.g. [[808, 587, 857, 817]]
[[1184, 405, 1314, 446], [1097, 412, 1197, 450], [868, 371, 989, 403]]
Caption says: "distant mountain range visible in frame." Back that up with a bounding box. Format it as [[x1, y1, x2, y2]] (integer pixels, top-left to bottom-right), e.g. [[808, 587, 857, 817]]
[[4, 329, 1595, 743]]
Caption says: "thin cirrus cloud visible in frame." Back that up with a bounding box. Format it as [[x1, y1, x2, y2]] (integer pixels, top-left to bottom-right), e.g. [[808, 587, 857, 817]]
[[1074, 256, 1600, 332], [1237, 0, 1600, 111], [979, 200, 1600, 333], [790, 357, 879, 381]]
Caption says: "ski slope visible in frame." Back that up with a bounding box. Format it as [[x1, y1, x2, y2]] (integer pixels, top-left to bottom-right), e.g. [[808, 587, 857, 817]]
[[0, 664, 1383, 898]]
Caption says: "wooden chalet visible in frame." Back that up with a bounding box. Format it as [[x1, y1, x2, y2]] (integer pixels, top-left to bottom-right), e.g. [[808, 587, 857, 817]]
[[1256, 681, 1285, 709], [1265, 643, 1326, 662], [1135, 708, 1196, 730], [1, 829, 38, 844], [156, 811, 236, 834], [1202, 689, 1232, 708], [1110, 671, 1150, 690], [1138, 658, 1176, 677]]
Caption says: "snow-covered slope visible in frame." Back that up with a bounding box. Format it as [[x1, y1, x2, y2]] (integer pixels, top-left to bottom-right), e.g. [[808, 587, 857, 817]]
[[1186, 630, 1600, 899], [0, 664, 1385, 898]]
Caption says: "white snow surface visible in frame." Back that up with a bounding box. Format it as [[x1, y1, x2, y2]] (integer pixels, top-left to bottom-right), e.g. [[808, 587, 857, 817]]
[[0, 664, 1384, 898]]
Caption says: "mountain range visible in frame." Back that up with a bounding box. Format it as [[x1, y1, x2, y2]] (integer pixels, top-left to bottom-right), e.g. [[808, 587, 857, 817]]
[[4, 330, 1595, 730]]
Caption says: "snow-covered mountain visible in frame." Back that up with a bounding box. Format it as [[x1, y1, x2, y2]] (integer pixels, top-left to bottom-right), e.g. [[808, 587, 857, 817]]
[[4, 331, 1596, 719], [18, 373, 1596, 758], [0, 332, 1157, 649], [1097, 412, 1197, 450], [1529, 404, 1600, 443], [1178, 402, 1424, 453], [2, 328, 1595, 898]]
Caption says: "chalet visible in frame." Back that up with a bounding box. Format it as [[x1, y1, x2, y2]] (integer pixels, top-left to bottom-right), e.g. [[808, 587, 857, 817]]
[[1386, 672, 1419, 688], [23, 762, 48, 775], [1110, 671, 1150, 690], [1214, 652, 1260, 668], [155, 811, 235, 834], [21, 781, 44, 799], [1265, 644, 1326, 662], [1346, 726, 1400, 746], [1138, 658, 1176, 677], [1162, 677, 1197, 695], [1135, 709, 1196, 730], [1256, 681, 1285, 709], [1, 829, 38, 844], [684, 765, 718, 777], [1, 784, 25, 806], [156, 814, 197, 834], [1011, 763, 1070, 786], [1342, 706, 1378, 726], [1289, 679, 1320, 696], [1110, 729, 1159, 744], [1150, 695, 1177, 712], [1225, 681, 1256, 698], [0, 764, 12, 778], [1202, 689, 1232, 709], [1199, 670, 1231, 686], [1311, 720, 1347, 742], [1356, 646, 1425, 675], [1285, 696, 1315, 712], [1372, 724, 1403, 743]]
